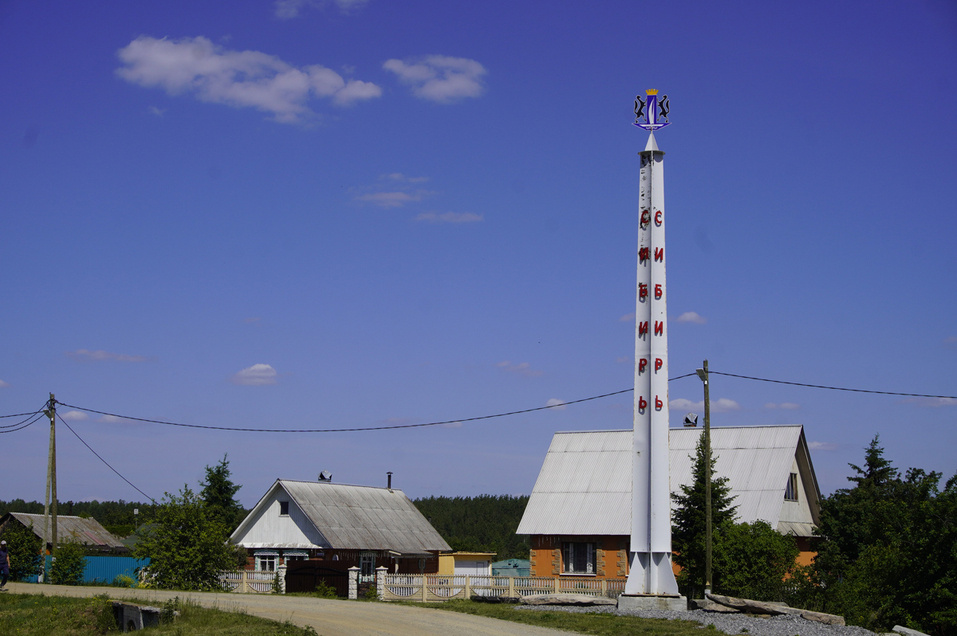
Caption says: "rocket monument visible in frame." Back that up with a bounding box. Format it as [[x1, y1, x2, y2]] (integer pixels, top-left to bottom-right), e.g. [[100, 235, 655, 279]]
[[620, 90, 684, 609]]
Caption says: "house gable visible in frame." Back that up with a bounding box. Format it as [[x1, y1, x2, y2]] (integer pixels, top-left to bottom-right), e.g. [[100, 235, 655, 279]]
[[231, 479, 451, 555], [518, 425, 821, 539], [231, 482, 328, 550]]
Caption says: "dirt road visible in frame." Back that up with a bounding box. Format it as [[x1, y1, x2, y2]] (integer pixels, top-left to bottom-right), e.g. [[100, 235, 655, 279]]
[[6, 582, 582, 636]]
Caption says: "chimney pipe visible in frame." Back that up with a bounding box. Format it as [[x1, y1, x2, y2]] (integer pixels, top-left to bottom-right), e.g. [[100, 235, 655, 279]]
[[387, 471, 393, 490]]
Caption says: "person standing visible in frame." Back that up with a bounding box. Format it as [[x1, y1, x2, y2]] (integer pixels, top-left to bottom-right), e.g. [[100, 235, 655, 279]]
[[0, 540, 9, 590]]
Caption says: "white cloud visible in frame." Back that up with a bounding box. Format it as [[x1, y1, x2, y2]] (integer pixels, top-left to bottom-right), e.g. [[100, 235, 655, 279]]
[[67, 349, 148, 362], [383, 55, 487, 103], [765, 402, 801, 410], [546, 398, 567, 411], [148, 105, 166, 117], [274, 0, 367, 19], [809, 441, 839, 451], [354, 190, 433, 208], [619, 313, 635, 322], [902, 396, 957, 408], [116, 36, 381, 123], [669, 397, 741, 413], [497, 361, 543, 378], [0, 379, 8, 388], [415, 212, 483, 224], [676, 311, 707, 324], [62, 410, 89, 421], [385, 173, 429, 184], [231, 363, 278, 386]]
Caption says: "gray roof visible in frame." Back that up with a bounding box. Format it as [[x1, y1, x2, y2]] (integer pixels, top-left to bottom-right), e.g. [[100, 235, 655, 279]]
[[517, 425, 821, 538], [234, 480, 451, 554], [3, 512, 125, 549]]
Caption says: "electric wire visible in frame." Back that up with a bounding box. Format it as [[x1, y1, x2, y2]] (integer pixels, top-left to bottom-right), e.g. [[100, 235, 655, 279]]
[[56, 412, 155, 503], [2, 369, 953, 437], [0, 411, 45, 434], [708, 370, 957, 400], [56, 385, 642, 433]]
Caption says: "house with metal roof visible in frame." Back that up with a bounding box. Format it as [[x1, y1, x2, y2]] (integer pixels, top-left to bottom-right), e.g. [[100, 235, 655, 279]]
[[516, 425, 821, 579], [0, 512, 126, 553], [230, 479, 452, 580]]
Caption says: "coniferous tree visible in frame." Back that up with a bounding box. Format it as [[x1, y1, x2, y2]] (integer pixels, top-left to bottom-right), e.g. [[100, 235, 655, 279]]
[[811, 436, 957, 634], [671, 433, 737, 599], [199, 455, 246, 532]]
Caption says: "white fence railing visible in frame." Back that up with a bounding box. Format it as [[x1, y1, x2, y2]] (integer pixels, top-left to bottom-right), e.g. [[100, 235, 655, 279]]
[[219, 570, 276, 593], [378, 571, 626, 602]]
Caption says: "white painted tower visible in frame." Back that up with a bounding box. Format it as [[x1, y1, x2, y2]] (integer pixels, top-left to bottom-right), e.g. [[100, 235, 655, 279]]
[[620, 90, 684, 608]]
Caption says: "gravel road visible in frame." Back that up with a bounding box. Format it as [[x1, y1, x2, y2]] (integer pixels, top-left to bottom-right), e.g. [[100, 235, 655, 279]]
[[5, 582, 576, 636], [7, 582, 883, 636]]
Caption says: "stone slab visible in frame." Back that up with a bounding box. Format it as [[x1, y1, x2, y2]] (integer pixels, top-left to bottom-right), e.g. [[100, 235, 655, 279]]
[[617, 594, 687, 612]]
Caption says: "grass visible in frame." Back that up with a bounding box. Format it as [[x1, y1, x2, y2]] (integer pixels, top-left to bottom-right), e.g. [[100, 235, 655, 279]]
[[431, 599, 723, 636], [0, 593, 317, 635]]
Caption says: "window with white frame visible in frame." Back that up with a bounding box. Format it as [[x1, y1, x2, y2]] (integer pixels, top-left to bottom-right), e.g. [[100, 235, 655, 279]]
[[359, 552, 376, 582], [284, 551, 308, 564], [784, 472, 799, 501], [562, 542, 596, 575], [255, 551, 278, 572]]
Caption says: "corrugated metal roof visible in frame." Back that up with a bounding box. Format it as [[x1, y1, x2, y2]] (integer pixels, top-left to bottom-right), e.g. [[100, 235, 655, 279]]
[[6, 512, 125, 549], [277, 480, 451, 554], [517, 425, 818, 537]]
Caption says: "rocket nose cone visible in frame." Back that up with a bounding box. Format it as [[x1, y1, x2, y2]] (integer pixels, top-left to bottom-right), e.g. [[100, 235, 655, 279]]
[[644, 132, 659, 152]]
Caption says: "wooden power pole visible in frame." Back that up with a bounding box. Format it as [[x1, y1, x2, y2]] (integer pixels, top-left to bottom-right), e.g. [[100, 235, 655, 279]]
[[43, 393, 57, 565]]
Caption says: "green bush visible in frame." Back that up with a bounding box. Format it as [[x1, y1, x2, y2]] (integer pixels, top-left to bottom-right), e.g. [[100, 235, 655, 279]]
[[49, 540, 88, 586], [312, 581, 338, 598], [112, 574, 136, 587], [713, 520, 798, 601], [0, 520, 43, 582]]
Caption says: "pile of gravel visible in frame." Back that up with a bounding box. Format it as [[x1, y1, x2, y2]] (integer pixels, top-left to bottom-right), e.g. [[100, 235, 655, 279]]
[[515, 603, 880, 636]]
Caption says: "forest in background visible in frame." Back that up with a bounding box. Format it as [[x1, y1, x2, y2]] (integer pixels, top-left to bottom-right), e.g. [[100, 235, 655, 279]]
[[413, 494, 530, 561], [0, 494, 532, 561]]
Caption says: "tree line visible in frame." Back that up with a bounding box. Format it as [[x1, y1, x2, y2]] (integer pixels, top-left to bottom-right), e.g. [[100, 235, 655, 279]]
[[673, 434, 956, 636], [413, 494, 530, 561]]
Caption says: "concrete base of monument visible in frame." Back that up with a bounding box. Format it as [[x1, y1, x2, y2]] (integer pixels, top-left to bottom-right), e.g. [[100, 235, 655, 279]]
[[617, 594, 688, 612]]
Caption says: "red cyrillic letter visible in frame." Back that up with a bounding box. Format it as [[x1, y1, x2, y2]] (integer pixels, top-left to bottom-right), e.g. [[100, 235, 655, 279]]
[[638, 396, 648, 411], [639, 247, 650, 262], [654, 321, 664, 336], [638, 321, 649, 336], [654, 247, 664, 262], [655, 396, 663, 410], [654, 284, 663, 299], [655, 210, 663, 226], [638, 358, 648, 373], [655, 358, 663, 372]]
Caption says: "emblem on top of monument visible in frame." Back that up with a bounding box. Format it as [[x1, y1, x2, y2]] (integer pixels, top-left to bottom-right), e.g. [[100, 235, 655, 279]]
[[634, 89, 670, 131]]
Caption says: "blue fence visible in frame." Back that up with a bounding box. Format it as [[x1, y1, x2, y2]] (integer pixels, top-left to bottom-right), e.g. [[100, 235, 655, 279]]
[[82, 556, 149, 585]]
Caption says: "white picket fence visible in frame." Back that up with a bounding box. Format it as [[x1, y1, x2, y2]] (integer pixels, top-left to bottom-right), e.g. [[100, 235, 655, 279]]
[[378, 571, 626, 602], [219, 570, 276, 593]]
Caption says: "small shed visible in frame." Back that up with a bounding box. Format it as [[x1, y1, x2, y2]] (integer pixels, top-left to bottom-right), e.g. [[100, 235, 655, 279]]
[[0, 512, 126, 553]]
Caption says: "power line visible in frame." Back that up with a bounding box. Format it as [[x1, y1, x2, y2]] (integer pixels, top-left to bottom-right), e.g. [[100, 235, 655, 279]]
[[56, 385, 643, 433], [1, 369, 952, 437], [56, 412, 155, 503], [709, 371, 957, 400], [0, 412, 45, 434]]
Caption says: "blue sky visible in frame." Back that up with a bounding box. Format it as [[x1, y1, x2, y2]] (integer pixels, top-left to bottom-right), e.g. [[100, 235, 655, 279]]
[[2, 0, 955, 508]]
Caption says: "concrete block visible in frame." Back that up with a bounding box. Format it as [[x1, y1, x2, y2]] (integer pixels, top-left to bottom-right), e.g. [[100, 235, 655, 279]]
[[617, 594, 687, 612]]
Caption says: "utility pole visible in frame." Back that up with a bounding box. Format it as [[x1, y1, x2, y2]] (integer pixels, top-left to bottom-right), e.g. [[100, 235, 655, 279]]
[[43, 393, 57, 568], [695, 361, 711, 596]]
